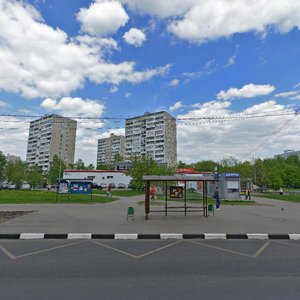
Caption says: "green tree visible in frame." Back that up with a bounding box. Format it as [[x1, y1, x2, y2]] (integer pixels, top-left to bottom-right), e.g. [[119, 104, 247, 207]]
[[0, 151, 7, 181], [6, 159, 26, 188], [74, 159, 86, 170], [96, 164, 110, 170], [127, 155, 175, 190], [253, 158, 267, 191], [87, 163, 95, 170], [114, 153, 123, 162], [26, 164, 44, 189], [193, 160, 217, 172], [48, 155, 66, 184]]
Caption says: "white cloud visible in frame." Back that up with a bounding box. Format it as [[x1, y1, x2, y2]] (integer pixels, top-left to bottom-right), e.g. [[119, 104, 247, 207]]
[[291, 95, 300, 100], [123, 28, 146, 47], [77, 0, 129, 36], [224, 55, 236, 68], [121, 0, 196, 18], [275, 91, 299, 98], [0, 100, 9, 108], [41, 97, 105, 118], [123, 0, 300, 43], [217, 84, 275, 100], [125, 92, 132, 98], [177, 100, 299, 163], [109, 86, 118, 93], [293, 82, 300, 89], [169, 101, 183, 111], [169, 79, 180, 86], [0, 0, 168, 99]]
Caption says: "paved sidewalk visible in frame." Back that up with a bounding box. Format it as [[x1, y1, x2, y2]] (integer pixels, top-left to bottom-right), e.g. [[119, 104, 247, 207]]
[[0, 196, 299, 234]]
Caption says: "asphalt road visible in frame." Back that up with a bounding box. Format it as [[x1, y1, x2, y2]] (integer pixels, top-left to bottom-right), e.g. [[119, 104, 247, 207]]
[[1, 239, 300, 299]]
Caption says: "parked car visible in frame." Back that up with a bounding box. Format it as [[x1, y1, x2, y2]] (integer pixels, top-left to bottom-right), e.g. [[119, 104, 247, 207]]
[[21, 183, 31, 190], [0, 182, 9, 189], [100, 183, 107, 188], [117, 183, 126, 189], [92, 183, 102, 190], [8, 184, 16, 190]]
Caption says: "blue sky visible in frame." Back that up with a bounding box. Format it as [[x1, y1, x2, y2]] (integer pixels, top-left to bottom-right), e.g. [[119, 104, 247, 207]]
[[0, 0, 300, 165]]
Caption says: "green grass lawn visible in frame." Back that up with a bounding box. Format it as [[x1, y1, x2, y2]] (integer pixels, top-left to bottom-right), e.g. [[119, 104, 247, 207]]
[[253, 192, 300, 203], [92, 189, 144, 197], [0, 190, 117, 204]]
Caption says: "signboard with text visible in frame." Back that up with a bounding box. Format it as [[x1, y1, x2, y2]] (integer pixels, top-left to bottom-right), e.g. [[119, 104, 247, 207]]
[[170, 186, 184, 198]]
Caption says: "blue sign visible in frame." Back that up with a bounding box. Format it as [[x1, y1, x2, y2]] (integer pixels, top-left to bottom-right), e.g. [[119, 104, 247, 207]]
[[69, 182, 92, 194], [224, 172, 240, 178]]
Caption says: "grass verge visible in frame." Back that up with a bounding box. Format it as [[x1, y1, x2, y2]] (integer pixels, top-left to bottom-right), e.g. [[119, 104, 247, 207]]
[[253, 193, 300, 203], [0, 190, 117, 204], [92, 189, 144, 197]]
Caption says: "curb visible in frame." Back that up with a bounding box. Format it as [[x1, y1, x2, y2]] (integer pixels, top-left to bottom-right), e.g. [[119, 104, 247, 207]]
[[0, 233, 300, 240]]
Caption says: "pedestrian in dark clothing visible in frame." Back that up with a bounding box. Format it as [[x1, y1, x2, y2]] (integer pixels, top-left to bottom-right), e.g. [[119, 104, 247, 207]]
[[214, 187, 220, 210], [247, 189, 251, 200]]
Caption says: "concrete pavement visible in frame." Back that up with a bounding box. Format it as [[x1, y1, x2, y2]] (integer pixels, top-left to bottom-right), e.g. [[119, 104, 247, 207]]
[[0, 195, 300, 234]]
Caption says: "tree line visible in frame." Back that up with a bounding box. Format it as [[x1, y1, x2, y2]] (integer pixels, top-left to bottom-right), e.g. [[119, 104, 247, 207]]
[[1, 151, 299, 190]]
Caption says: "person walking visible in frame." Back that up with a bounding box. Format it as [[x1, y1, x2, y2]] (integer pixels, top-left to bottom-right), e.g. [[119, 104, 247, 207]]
[[247, 189, 251, 200], [214, 187, 220, 210], [245, 189, 248, 200]]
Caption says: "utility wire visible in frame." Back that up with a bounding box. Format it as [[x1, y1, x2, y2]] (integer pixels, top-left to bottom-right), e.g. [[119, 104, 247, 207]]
[[243, 108, 300, 159]]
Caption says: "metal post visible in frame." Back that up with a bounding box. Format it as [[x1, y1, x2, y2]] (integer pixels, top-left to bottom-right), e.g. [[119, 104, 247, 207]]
[[165, 181, 168, 216], [184, 181, 187, 216], [145, 181, 150, 219]]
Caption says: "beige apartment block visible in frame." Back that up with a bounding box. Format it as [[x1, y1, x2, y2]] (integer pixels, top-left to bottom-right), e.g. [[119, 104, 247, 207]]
[[97, 133, 125, 166], [125, 111, 177, 166], [26, 114, 77, 173]]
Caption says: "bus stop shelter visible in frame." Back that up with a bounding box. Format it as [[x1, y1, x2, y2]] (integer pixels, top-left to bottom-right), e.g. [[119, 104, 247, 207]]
[[143, 174, 218, 219]]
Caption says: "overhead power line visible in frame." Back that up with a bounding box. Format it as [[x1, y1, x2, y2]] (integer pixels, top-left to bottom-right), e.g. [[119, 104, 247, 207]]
[[244, 108, 300, 159]]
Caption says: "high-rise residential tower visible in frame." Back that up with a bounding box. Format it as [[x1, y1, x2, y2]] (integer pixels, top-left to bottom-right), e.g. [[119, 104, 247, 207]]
[[125, 111, 177, 166], [97, 133, 125, 166], [26, 114, 77, 173]]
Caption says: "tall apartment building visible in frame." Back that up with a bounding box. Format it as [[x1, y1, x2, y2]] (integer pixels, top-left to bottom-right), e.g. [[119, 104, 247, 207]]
[[125, 111, 177, 166], [26, 114, 77, 173], [97, 133, 125, 166], [274, 149, 300, 159]]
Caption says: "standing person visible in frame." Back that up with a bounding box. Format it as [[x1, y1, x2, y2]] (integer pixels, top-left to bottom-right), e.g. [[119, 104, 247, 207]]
[[107, 184, 112, 197], [245, 189, 248, 200], [247, 189, 251, 200], [150, 185, 156, 200], [214, 187, 220, 210]]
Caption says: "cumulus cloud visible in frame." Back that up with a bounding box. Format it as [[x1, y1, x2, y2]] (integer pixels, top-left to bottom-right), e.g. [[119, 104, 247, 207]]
[[169, 101, 183, 111], [123, 0, 300, 43], [123, 28, 146, 47], [275, 91, 299, 98], [0, 100, 10, 108], [77, 0, 129, 36], [169, 79, 180, 86], [0, 0, 168, 99], [176, 100, 299, 163], [217, 84, 275, 100], [41, 97, 105, 118], [121, 0, 196, 18]]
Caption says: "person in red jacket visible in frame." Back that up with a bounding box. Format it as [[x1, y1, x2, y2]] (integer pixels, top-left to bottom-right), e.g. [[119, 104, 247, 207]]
[[150, 185, 156, 200]]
